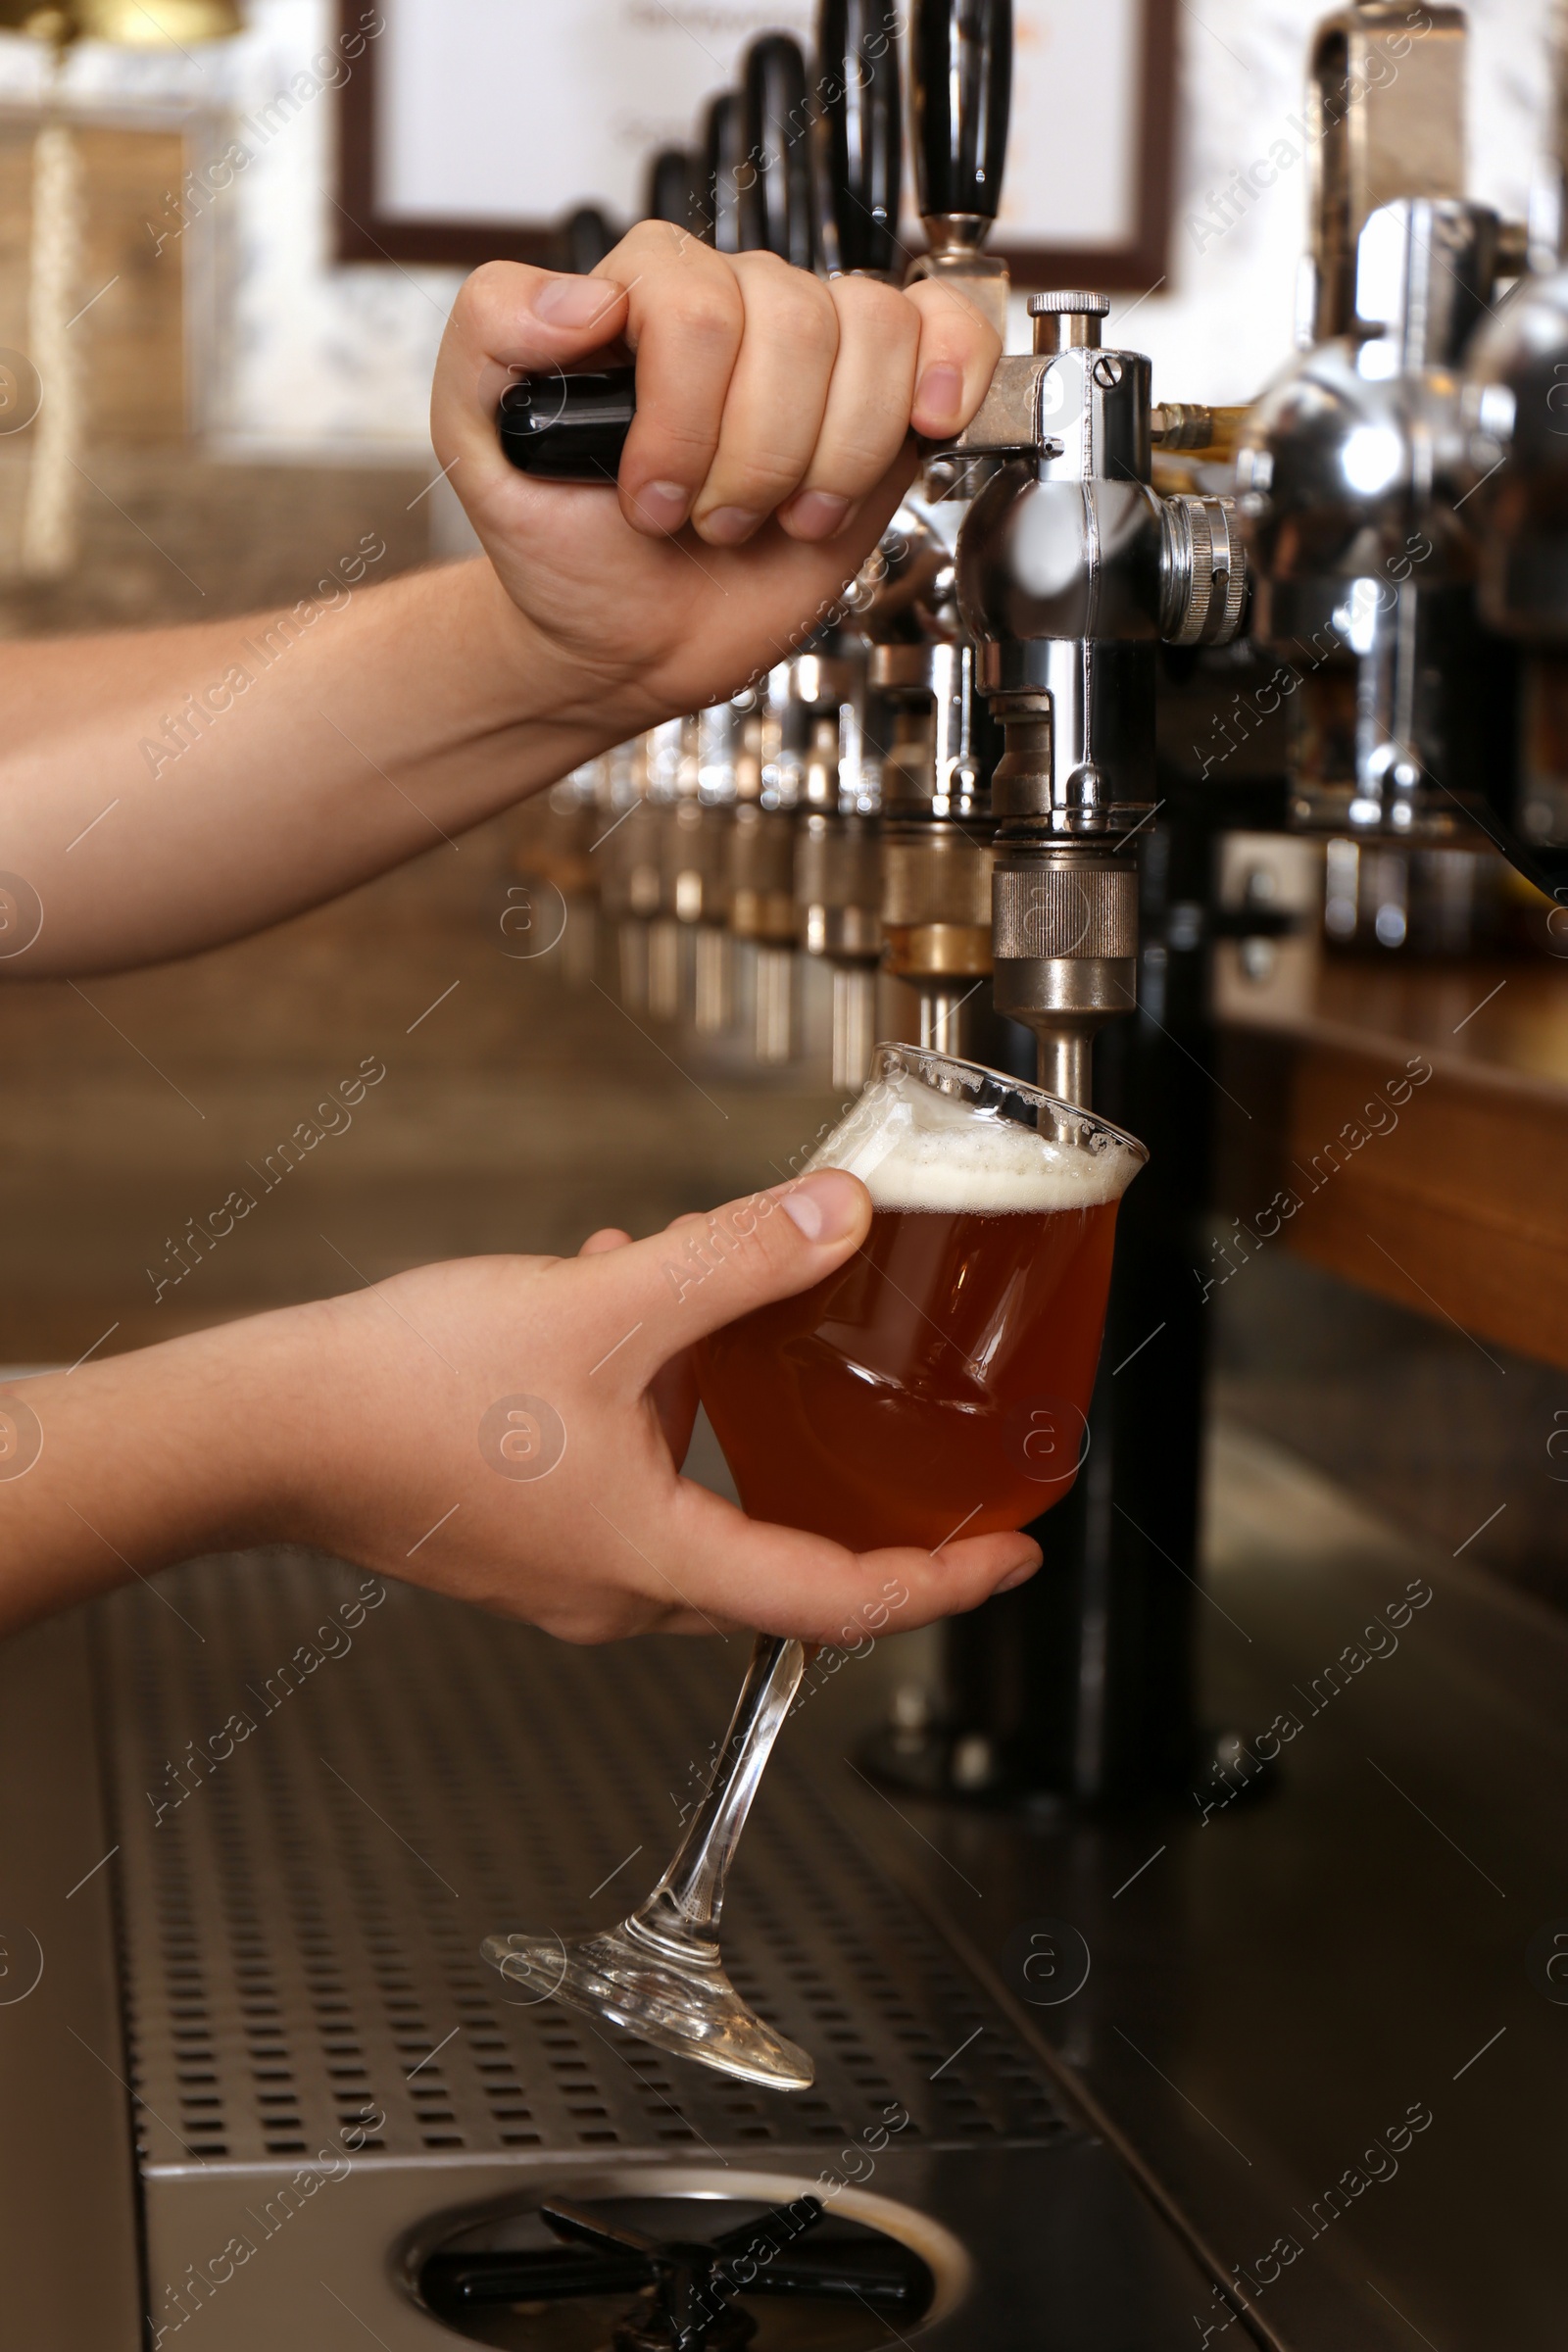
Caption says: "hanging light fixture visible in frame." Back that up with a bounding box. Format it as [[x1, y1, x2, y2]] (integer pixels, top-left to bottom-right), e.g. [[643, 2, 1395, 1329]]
[[0, 0, 245, 576]]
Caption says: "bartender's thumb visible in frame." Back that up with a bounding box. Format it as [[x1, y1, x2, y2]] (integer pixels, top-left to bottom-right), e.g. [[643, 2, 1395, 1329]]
[[594, 1172, 872, 1379]]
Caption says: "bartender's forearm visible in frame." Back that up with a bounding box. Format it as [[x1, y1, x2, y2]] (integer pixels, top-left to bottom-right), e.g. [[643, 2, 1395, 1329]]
[[0, 1318, 305, 1632], [0, 246, 1001, 982], [0, 559, 607, 976]]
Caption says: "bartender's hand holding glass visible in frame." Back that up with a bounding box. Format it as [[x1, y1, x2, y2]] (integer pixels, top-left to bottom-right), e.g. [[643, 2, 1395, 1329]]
[[485, 1051, 1146, 2089], [296, 1168, 1041, 1644], [430, 222, 1002, 731]]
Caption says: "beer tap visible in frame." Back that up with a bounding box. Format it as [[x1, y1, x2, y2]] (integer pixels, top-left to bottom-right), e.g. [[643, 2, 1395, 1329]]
[[867, 0, 1011, 1065], [905, 0, 1011, 341], [703, 87, 745, 254], [792, 635, 884, 1088], [814, 0, 903, 284], [788, 0, 906, 1089], [511, 754, 604, 990], [1233, 3, 1557, 925], [876, 0, 1558, 1826], [1446, 6, 1568, 909], [642, 714, 692, 1024], [637, 130, 738, 1033], [597, 733, 660, 1016], [739, 32, 816, 269], [555, 204, 621, 276], [712, 33, 828, 1068], [953, 295, 1247, 1103], [646, 145, 703, 241], [597, 149, 711, 1027]]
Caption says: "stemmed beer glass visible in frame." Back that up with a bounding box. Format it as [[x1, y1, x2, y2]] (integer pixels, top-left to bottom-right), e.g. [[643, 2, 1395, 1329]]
[[484, 1045, 1146, 2088]]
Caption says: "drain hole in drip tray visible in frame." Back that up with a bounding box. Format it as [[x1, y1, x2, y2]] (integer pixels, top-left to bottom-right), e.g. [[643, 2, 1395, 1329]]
[[404, 2168, 971, 2350]]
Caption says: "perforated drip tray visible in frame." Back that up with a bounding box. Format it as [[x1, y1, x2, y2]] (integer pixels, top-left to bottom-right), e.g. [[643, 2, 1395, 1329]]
[[95, 1553, 1230, 2349]]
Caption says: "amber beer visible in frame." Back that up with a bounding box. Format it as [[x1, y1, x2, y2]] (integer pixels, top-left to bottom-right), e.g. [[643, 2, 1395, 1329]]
[[698, 1051, 1146, 1554]]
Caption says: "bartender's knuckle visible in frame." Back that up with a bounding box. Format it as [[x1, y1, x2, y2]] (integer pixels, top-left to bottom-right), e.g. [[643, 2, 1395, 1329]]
[[612, 219, 665, 265], [914, 282, 994, 351], [666, 279, 744, 356], [768, 279, 840, 362], [640, 414, 720, 469], [839, 275, 912, 342], [823, 418, 902, 482], [712, 450, 804, 505]]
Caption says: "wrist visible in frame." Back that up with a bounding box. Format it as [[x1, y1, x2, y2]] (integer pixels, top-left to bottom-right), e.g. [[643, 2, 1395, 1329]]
[[455, 552, 667, 752]]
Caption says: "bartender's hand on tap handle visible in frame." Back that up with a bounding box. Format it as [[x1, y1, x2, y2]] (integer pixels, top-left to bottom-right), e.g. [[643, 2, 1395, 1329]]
[[0, 243, 1026, 1642], [432, 224, 1002, 729], [2, 1171, 1041, 1644]]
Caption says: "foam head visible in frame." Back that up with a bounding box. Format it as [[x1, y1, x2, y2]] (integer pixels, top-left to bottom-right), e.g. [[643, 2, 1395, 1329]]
[[807, 1054, 1145, 1212]]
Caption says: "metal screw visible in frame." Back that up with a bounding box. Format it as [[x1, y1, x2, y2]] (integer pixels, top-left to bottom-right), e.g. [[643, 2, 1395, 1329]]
[[1093, 353, 1124, 389]]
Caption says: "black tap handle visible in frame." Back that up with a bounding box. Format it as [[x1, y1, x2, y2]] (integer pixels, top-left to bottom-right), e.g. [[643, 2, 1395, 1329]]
[[645, 145, 700, 233], [704, 89, 744, 252], [555, 205, 619, 275], [498, 368, 635, 482], [909, 0, 1012, 225], [817, 0, 903, 276], [740, 32, 815, 266]]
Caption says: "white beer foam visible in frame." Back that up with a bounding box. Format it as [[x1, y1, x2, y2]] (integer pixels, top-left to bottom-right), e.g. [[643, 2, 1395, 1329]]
[[807, 1063, 1142, 1212]]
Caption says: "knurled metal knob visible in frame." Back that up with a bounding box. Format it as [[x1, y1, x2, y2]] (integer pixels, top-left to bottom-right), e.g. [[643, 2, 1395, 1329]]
[[1027, 291, 1111, 317], [992, 860, 1139, 961], [1159, 493, 1249, 647], [1029, 290, 1111, 354]]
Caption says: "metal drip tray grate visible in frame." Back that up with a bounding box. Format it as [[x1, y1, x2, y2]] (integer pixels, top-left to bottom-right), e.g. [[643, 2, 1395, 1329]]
[[96, 1552, 1077, 2176]]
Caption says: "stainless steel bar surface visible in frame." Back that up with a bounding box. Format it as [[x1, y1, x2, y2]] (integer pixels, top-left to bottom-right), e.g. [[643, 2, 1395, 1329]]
[[83, 1550, 1230, 2350]]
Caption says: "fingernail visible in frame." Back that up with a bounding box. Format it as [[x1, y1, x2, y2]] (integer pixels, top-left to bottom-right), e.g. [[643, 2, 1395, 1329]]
[[914, 361, 964, 429], [633, 479, 690, 530], [533, 274, 615, 326], [780, 1170, 864, 1245], [787, 489, 850, 540], [993, 1545, 1043, 1594], [699, 506, 762, 545]]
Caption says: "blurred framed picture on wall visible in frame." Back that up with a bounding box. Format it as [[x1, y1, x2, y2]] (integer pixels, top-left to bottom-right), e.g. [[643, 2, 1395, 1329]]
[[337, 0, 1175, 289]]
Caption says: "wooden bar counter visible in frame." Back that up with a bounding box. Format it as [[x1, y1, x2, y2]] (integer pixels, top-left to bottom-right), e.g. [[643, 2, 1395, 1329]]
[[1212, 943, 1568, 1374]]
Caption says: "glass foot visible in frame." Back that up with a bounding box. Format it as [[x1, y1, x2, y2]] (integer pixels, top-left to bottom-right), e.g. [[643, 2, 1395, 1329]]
[[483, 1915, 814, 2091]]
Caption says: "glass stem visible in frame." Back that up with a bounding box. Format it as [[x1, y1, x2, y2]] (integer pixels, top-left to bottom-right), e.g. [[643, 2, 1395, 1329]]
[[631, 1635, 805, 1949]]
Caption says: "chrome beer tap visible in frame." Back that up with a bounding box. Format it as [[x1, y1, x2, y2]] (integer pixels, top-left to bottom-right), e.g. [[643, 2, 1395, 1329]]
[[597, 736, 660, 1015], [510, 756, 604, 990], [640, 133, 740, 1033], [1448, 2, 1568, 908], [953, 293, 1248, 1103], [714, 32, 827, 1068], [1238, 196, 1510, 842], [792, 636, 884, 1087], [787, 0, 906, 1089], [1233, 1, 1565, 926], [643, 714, 692, 1024], [867, 0, 1011, 1064]]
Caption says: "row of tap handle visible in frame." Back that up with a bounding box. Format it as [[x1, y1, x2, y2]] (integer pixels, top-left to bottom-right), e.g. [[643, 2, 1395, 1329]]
[[507, 0, 1568, 1097], [508, 0, 1020, 1093]]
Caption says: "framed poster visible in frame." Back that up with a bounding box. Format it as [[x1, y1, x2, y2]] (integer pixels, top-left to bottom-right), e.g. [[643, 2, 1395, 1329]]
[[337, 1, 1174, 290]]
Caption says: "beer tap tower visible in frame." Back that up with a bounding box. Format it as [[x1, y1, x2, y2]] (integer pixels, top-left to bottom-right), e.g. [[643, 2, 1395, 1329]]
[[869, 0, 1254, 1806], [916, 0, 1568, 1813], [869, 0, 1009, 1061], [1235, 10, 1525, 878], [793, 0, 907, 1089], [500, 0, 1251, 1803], [956, 296, 1246, 1102]]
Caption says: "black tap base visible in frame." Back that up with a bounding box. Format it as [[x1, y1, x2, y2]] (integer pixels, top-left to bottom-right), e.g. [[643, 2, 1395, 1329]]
[[871, 767, 1285, 1813]]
